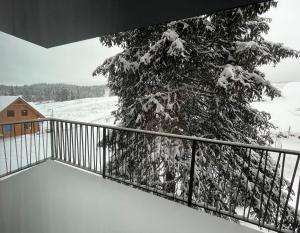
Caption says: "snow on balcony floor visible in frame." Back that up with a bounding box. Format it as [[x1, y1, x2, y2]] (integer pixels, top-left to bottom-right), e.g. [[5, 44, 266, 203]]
[[0, 161, 260, 233]]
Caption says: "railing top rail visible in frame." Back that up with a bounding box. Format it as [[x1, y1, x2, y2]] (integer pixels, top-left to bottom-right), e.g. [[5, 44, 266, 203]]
[[2, 117, 300, 156]]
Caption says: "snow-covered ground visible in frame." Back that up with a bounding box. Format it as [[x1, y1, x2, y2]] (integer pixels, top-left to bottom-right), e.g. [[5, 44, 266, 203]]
[[249, 82, 300, 232], [29, 83, 300, 151], [252, 82, 300, 151], [32, 96, 118, 125]]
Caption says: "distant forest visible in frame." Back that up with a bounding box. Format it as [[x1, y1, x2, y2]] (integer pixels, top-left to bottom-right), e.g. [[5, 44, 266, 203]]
[[0, 83, 109, 102]]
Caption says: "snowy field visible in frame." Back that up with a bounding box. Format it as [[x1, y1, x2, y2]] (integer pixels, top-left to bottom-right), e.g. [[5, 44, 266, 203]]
[[32, 96, 118, 125], [252, 82, 300, 151], [31, 83, 300, 151]]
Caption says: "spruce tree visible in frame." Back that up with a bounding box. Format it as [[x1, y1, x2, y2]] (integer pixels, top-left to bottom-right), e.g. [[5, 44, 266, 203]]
[[94, 2, 300, 230]]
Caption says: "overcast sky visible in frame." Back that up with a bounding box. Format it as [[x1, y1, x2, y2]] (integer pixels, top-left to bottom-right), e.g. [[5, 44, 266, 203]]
[[0, 0, 299, 86]]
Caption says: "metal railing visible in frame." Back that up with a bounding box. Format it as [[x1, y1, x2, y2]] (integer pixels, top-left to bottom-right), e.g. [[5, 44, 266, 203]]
[[0, 119, 52, 178], [1, 118, 300, 233]]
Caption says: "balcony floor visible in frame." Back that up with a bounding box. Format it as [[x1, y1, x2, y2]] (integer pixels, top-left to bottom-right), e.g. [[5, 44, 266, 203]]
[[0, 160, 261, 233]]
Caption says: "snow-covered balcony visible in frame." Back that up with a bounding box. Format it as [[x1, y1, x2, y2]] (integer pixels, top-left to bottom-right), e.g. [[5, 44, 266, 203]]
[[0, 160, 261, 233], [1, 118, 300, 233]]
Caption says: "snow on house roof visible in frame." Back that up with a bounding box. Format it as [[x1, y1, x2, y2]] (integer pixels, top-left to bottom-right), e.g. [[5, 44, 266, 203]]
[[0, 96, 21, 112], [0, 96, 45, 117]]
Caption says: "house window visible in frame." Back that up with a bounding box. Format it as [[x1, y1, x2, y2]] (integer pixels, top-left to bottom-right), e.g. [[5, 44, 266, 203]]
[[24, 123, 31, 130], [21, 109, 28, 116], [7, 110, 14, 117], [3, 124, 12, 132]]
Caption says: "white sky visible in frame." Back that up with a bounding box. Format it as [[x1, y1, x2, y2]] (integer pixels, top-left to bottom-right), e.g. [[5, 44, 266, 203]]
[[0, 0, 299, 86]]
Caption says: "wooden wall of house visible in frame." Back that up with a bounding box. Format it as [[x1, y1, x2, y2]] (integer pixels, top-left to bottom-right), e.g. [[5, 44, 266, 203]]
[[0, 100, 43, 138]]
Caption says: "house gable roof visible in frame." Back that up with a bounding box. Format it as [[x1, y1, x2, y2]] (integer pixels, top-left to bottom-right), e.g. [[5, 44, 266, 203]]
[[0, 96, 45, 118], [0, 96, 20, 112]]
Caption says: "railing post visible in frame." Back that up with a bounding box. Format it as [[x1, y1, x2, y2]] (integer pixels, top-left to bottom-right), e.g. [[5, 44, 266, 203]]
[[102, 127, 107, 178], [50, 119, 55, 160], [188, 140, 197, 207]]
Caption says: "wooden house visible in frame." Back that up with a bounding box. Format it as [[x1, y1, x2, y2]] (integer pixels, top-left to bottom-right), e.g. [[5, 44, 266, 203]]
[[0, 96, 45, 138]]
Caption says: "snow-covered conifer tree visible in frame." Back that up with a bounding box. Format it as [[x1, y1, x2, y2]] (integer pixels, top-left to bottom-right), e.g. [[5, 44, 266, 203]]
[[94, 2, 299, 229]]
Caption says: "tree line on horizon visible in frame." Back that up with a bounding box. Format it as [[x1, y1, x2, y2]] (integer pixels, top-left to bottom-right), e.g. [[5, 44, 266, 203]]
[[0, 83, 109, 102]]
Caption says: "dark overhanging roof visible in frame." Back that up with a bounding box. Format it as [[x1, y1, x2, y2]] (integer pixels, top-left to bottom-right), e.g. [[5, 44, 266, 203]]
[[0, 0, 270, 48]]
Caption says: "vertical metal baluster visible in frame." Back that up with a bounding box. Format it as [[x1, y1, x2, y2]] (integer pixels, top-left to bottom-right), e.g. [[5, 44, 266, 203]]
[[102, 127, 106, 178], [114, 130, 117, 177], [88, 126, 91, 170], [41, 121, 46, 160], [263, 152, 282, 226], [247, 149, 264, 220], [52, 121, 57, 160], [38, 122, 41, 161], [150, 134, 155, 192], [20, 123, 23, 168], [275, 153, 286, 228], [77, 124, 81, 166], [53, 120, 57, 159], [112, 130, 116, 177], [159, 135, 163, 195], [9, 124, 12, 172], [78, 124, 81, 165], [221, 146, 232, 213], [92, 126, 95, 171], [61, 122, 67, 162], [57, 122, 61, 160], [233, 147, 247, 216], [71, 123, 75, 164], [59, 121, 63, 160], [56, 121, 60, 160], [215, 144, 224, 214], [188, 140, 197, 207], [243, 147, 252, 218], [171, 139, 176, 200], [109, 130, 112, 176], [146, 134, 149, 187], [80, 124, 84, 167], [47, 121, 50, 159], [258, 150, 268, 226], [139, 133, 143, 184], [61, 122, 64, 161], [112, 129, 114, 177], [82, 124, 86, 167], [279, 156, 300, 232], [133, 132, 136, 182], [127, 131, 130, 180], [61, 121, 65, 161], [69, 123, 73, 163], [293, 173, 300, 232], [64, 123, 69, 162], [120, 132, 124, 179], [1, 125, 8, 174], [116, 131, 120, 178], [13, 124, 19, 169], [49, 120, 54, 160], [74, 124, 79, 165], [95, 127, 99, 173], [85, 125, 89, 169], [24, 125, 29, 165], [67, 123, 71, 163], [228, 146, 238, 215], [33, 122, 38, 163]]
